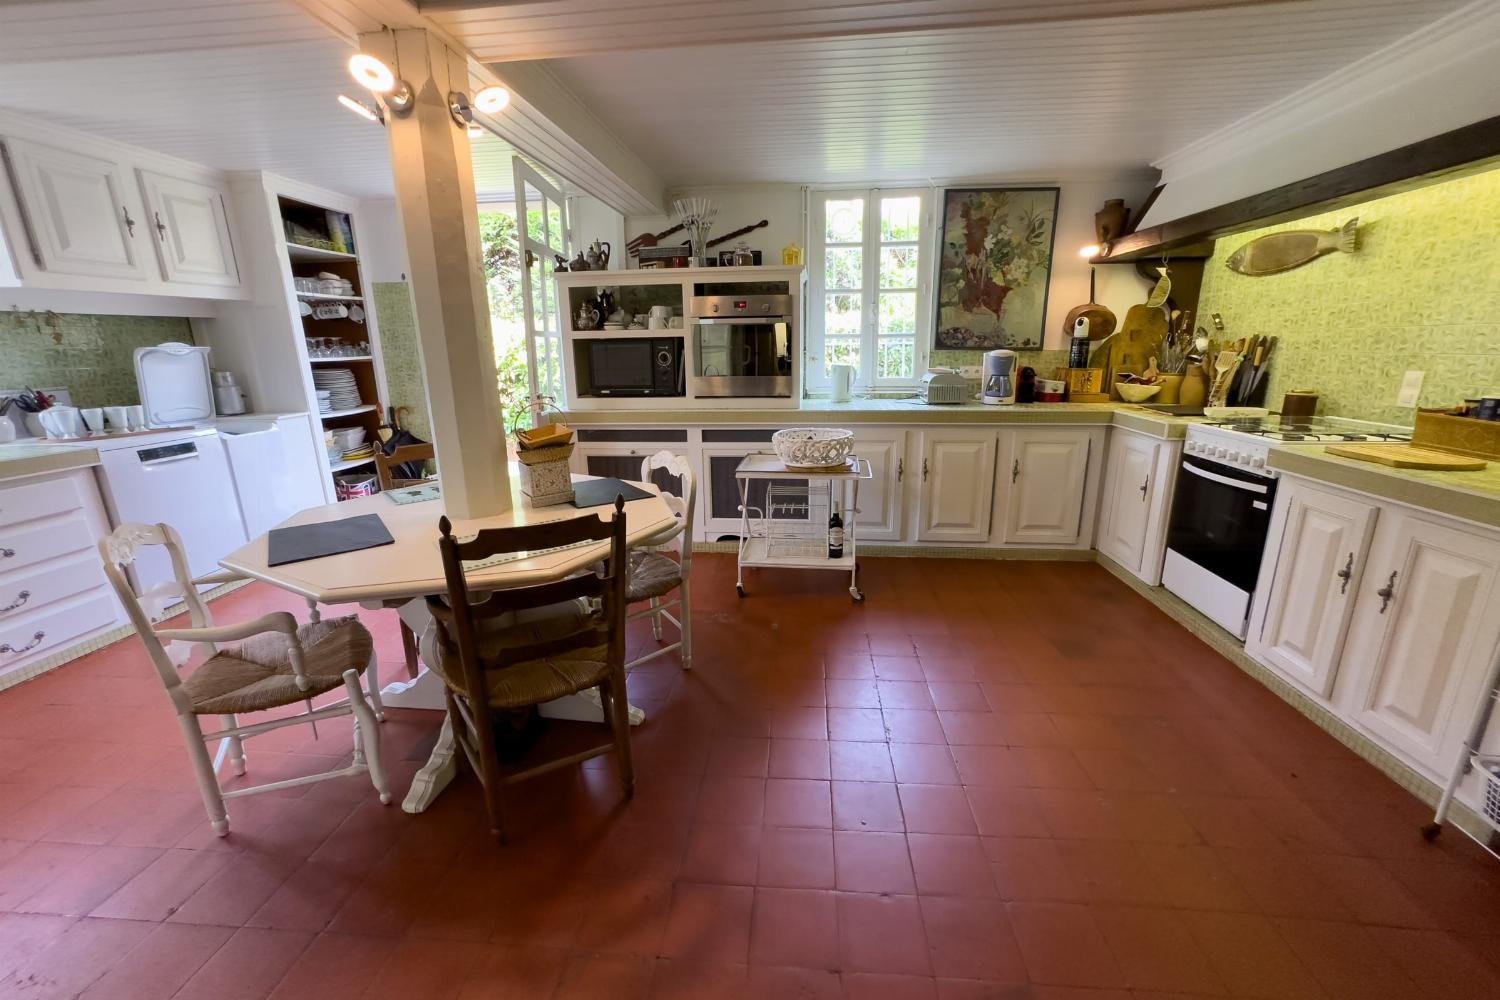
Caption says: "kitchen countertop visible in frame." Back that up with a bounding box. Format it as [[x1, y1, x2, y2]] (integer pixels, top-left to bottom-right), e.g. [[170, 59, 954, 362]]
[[561, 400, 1197, 439], [1269, 446, 1500, 531], [0, 442, 101, 482]]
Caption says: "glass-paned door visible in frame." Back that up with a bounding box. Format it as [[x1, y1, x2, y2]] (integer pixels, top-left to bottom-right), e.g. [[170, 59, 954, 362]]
[[513, 159, 569, 425]]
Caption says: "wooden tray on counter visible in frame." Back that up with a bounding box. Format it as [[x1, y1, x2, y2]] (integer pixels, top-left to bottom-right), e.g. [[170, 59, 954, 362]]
[[1324, 443, 1487, 470]]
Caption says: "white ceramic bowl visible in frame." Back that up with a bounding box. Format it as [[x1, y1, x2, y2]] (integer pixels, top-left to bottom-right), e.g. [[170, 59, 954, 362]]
[[331, 427, 367, 450], [1116, 383, 1162, 403], [772, 427, 855, 469]]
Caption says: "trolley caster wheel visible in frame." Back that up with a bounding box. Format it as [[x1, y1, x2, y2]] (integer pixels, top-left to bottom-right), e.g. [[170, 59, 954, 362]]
[[1420, 822, 1442, 841], [736, 584, 746, 598], [850, 589, 864, 603]]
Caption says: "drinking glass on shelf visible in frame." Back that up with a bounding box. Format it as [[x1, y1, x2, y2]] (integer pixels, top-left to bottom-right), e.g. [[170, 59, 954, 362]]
[[357, 342, 370, 357]]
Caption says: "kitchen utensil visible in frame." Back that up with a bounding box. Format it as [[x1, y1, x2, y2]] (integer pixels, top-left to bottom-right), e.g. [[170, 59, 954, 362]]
[[673, 197, 719, 265], [706, 219, 769, 248], [1063, 267, 1117, 344], [1207, 349, 1238, 407], [585, 239, 611, 270], [648, 305, 672, 329], [1116, 382, 1162, 403], [1154, 373, 1184, 404], [1101, 303, 1168, 393], [1280, 389, 1319, 420], [81, 407, 104, 433], [1177, 368, 1208, 409], [39, 406, 82, 437], [626, 223, 685, 254], [830, 364, 855, 403], [1323, 443, 1486, 470]]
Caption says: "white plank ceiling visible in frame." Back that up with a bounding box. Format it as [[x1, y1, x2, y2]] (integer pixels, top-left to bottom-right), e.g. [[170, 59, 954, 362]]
[[0, 2, 526, 201], [460, 0, 1468, 185]]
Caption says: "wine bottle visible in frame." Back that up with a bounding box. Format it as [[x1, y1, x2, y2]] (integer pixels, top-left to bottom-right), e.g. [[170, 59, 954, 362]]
[[828, 500, 845, 559]]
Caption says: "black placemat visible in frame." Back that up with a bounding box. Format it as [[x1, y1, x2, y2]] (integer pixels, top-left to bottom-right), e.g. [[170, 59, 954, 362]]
[[267, 513, 395, 566], [570, 478, 653, 509]]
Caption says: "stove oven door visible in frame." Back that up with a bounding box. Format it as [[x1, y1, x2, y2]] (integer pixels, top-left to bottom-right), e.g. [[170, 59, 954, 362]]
[[1162, 455, 1276, 636]]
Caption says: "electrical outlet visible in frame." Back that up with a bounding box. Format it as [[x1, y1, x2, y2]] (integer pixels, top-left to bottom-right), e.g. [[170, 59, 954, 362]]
[[958, 366, 982, 380], [1396, 370, 1425, 408]]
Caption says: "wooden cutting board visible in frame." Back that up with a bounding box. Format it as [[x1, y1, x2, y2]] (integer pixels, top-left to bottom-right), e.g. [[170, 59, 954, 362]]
[[1100, 304, 1167, 392], [1324, 443, 1488, 470]]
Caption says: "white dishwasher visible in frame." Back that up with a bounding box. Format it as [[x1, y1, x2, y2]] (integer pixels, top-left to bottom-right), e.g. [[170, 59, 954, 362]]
[[94, 428, 248, 595]]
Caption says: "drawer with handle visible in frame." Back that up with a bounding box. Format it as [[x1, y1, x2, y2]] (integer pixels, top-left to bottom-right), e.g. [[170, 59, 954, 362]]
[[0, 511, 96, 576], [0, 473, 89, 529], [0, 588, 118, 665], [0, 551, 110, 622]]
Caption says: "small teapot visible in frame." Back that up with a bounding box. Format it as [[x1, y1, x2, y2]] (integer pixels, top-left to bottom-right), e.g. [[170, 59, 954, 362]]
[[575, 300, 601, 330], [568, 250, 590, 272], [585, 239, 611, 271]]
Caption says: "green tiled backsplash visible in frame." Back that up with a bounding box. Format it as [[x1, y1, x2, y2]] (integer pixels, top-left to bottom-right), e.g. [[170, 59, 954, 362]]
[[1196, 166, 1500, 425], [0, 311, 193, 407], [371, 282, 431, 443]]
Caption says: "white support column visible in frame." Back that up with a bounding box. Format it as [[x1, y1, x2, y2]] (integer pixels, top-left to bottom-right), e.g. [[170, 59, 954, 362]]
[[364, 28, 510, 519]]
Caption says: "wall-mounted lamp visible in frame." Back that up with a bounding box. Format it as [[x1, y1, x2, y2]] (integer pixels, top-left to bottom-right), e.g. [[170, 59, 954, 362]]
[[473, 86, 510, 114], [337, 94, 384, 124], [448, 91, 473, 128], [347, 52, 414, 117], [1078, 244, 1101, 259]]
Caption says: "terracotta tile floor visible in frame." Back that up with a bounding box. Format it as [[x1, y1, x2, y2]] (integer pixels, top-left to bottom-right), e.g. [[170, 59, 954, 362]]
[[2, 555, 1498, 999]]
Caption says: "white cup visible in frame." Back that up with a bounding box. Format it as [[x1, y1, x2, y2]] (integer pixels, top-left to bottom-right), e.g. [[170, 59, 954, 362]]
[[81, 407, 104, 433], [127, 405, 146, 430], [648, 316, 667, 329], [39, 406, 82, 438], [649, 305, 672, 329], [104, 406, 129, 431]]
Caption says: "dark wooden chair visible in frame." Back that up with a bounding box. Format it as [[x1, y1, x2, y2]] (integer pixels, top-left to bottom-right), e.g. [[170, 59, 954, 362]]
[[376, 442, 436, 676], [425, 497, 633, 839]]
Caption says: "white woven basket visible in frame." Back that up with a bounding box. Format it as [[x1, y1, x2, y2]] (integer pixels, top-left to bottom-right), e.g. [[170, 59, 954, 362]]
[[772, 427, 855, 470]]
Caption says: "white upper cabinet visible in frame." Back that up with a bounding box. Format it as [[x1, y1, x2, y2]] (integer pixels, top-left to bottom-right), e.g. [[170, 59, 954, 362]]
[[1340, 511, 1500, 774], [915, 429, 995, 542], [137, 169, 239, 287], [997, 428, 1093, 545], [1248, 481, 1377, 698], [0, 136, 150, 281]]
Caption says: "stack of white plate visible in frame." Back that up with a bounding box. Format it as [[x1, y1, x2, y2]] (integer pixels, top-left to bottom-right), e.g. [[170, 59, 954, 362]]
[[315, 389, 333, 414], [312, 369, 361, 410]]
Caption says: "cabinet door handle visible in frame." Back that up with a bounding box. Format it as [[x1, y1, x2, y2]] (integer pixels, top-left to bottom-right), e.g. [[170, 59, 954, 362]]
[[0, 590, 29, 614], [154, 211, 167, 239], [1336, 552, 1353, 594], [921, 458, 928, 482], [1011, 459, 1020, 484], [0, 631, 44, 655], [123, 207, 137, 237], [1376, 570, 1398, 613], [896, 458, 903, 483], [1138, 476, 1150, 500], [0, 547, 14, 559]]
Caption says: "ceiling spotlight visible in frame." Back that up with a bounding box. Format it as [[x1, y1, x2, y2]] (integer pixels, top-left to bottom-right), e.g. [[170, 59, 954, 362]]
[[338, 94, 384, 124], [474, 86, 510, 114], [348, 53, 395, 93], [1079, 244, 1101, 259]]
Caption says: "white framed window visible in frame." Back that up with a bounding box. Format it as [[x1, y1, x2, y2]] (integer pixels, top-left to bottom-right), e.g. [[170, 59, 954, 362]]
[[807, 188, 933, 391]]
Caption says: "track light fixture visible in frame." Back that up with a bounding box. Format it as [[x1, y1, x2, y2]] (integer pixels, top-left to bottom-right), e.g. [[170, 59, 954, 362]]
[[347, 52, 414, 117]]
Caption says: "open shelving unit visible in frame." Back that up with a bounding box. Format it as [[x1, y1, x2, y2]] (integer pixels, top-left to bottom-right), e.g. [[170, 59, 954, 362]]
[[280, 197, 386, 498]]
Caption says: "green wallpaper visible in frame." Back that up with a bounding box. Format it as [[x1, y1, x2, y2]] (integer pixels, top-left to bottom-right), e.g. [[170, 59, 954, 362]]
[[1197, 166, 1500, 425], [372, 281, 431, 442], [0, 311, 193, 406]]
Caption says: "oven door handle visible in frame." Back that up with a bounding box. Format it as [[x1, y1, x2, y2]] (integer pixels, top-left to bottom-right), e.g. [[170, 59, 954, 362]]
[[1180, 460, 1269, 494], [692, 316, 787, 325]]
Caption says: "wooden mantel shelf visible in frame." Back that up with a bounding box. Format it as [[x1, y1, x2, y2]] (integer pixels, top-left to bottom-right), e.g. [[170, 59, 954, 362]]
[[1093, 113, 1500, 264]]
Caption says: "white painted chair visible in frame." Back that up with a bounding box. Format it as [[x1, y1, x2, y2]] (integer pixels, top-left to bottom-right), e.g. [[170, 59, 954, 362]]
[[98, 523, 391, 836], [626, 451, 695, 671]]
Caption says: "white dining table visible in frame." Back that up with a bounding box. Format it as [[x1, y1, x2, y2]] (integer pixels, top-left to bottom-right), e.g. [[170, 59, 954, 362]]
[[218, 470, 678, 813]]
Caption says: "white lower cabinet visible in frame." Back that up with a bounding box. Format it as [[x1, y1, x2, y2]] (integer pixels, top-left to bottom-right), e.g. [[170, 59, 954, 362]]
[[1247, 481, 1377, 697], [852, 428, 906, 542], [1095, 429, 1181, 583], [1337, 511, 1500, 775], [996, 428, 1095, 545], [0, 467, 124, 683], [914, 429, 996, 543]]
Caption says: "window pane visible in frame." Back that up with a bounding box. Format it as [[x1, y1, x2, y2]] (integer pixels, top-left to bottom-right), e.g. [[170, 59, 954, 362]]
[[825, 338, 860, 377], [546, 201, 563, 251], [879, 246, 918, 289], [524, 185, 544, 243], [877, 338, 915, 380], [824, 247, 862, 290], [880, 196, 921, 242], [824, 198, 863, 243], [825, 293, 861, 339], [879, 291, 916, 336]]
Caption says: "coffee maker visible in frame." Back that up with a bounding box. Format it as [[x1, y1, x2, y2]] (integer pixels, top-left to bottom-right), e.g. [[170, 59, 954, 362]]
[[981, 350, 1018, 405]]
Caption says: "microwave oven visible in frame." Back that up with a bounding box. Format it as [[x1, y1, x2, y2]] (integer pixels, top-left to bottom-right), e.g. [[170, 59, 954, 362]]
[[582, 337, 684, 397]]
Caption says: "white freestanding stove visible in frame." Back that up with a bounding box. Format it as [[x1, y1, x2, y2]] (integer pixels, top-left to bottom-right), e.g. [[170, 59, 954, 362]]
[[1162, 416, 1412, 638]]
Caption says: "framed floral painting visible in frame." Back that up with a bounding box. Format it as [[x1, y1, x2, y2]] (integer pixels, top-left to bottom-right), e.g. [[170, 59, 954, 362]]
[[933, 187, 1059, 350]]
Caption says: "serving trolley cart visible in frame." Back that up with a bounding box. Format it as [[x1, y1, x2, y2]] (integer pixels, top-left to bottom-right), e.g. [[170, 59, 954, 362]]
[[733, 452, 871, 602], [1422, 644, 1500, 857]]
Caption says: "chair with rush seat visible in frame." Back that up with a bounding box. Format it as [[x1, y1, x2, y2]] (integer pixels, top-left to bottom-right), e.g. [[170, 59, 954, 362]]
[[425, 499, 633, 839], [98, 522, 391, 835], [625, 450, 695, 671]]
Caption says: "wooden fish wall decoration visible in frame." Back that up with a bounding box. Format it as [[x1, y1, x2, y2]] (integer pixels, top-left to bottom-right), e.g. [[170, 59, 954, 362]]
[[1225, 218, 1359, 276]]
